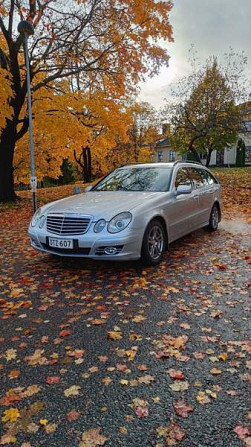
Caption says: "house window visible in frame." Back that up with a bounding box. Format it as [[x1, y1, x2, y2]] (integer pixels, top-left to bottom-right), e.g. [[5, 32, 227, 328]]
[[169, 151, 175, 162], [158, 151, 163, 162], [245, 146, 251, 163]]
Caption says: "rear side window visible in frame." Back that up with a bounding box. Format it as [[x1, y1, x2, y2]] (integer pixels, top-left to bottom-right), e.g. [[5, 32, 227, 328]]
[[188, 168, 204, 189], [201, 169, 218, 185], [175, 168, 192, 188]]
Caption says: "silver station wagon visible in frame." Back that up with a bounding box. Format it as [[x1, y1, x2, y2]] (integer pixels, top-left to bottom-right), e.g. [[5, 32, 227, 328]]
[[28, 162, 221, 265]]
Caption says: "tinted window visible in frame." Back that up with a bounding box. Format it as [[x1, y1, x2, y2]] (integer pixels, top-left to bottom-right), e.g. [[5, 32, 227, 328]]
[[175, 168, 192, 188], [188, 168, 204, 189], [93, 167, 172, 192], [203, 170, 218, 185]]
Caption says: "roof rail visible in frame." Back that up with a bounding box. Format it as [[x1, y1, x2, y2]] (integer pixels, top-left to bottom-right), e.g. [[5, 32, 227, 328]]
[[173, 160, 203, 166]]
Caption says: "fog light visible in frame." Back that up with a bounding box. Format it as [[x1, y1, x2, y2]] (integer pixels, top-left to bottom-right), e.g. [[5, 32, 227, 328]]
[[104, 247, 117, 255]]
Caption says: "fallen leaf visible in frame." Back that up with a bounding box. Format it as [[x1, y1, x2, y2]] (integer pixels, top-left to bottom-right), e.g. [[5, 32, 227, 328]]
[[196, 391, 211, 405], [67, 410, 80, 422], [169, 381, 189, 392], [79, 428, 108, 446], [174, 400, 194, 418], [2, 407, 20, 423], [107, 331, 122, 340], [233, 425, 250, 441], [46, 376, 61, 385], [64, 385, 81, 397], [59, 329, 71, 337], [135, 406, 149, 417]]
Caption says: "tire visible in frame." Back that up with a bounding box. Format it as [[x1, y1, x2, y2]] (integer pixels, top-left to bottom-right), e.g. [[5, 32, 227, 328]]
[[207, 204, 220, 232], [141, 219, 166, 266]]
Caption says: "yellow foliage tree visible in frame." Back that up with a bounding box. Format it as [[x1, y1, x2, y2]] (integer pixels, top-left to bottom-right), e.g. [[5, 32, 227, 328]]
[[0, 0, 173, 201]]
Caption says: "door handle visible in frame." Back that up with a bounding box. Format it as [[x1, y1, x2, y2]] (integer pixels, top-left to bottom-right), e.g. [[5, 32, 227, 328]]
[[193, 195, 199, 200]]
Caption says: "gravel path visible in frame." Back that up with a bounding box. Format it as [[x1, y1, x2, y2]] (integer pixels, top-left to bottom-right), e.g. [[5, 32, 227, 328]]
[[0, 205, 250, 446]]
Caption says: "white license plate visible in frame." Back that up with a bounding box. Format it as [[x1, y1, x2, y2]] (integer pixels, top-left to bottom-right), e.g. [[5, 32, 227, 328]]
[[48, 238, 74, 249]]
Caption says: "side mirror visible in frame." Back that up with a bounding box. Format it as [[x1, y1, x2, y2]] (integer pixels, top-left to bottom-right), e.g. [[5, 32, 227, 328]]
[[85, 185, 92, 192], [176, 185, 192, 195]]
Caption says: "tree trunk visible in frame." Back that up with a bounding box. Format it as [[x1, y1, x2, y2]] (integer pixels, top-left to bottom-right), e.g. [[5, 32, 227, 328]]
[[87, 146, 92, 181], [205, 149, 212, 167], [188, 144, 202, 164], [83, 146, 92, 182], [0, 123, 18, 202]]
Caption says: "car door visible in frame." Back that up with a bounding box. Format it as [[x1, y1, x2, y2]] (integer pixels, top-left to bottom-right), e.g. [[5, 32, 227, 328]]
[[186, 167, 207, 227], [167, 167, 198, 242], [197, 168, 220, 224]]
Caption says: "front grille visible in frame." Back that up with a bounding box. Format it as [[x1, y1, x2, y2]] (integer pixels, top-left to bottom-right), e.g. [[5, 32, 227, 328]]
[[46, 214, 91, 235]]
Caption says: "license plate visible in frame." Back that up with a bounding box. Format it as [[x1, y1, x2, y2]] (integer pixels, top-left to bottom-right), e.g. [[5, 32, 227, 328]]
[[48, 238, 73, 249]]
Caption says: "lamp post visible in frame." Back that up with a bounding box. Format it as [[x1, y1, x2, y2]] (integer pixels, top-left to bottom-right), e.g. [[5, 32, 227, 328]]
[[17, 20, 37, 213]]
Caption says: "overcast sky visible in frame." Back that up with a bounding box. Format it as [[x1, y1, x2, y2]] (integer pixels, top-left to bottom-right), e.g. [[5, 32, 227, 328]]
[[139, 0, 251, 108]]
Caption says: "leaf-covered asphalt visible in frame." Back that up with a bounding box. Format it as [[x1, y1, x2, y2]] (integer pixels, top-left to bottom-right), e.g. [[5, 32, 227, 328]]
[[0, 203, 250, 446]]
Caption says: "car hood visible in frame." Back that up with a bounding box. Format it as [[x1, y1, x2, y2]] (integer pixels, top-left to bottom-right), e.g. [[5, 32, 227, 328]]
[[42, 191, 160, 220]]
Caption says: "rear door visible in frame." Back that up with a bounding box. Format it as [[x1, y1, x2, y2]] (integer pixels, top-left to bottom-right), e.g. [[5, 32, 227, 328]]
[[186, 167, 207, 227], [167, 167, 198, 241], [197, 168, 220, 223]]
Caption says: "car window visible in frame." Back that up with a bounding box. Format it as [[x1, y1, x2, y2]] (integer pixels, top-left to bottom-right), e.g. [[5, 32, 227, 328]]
[[201, 170, 218, 185], [197, 168, 210, 185], [188, 168, 204, 189], [175, 168, 192, 188], [92, 167, 173, 192]]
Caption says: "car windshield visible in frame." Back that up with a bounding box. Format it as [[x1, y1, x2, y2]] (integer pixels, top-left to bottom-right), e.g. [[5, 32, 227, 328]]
[[92, 167, 172, 192]]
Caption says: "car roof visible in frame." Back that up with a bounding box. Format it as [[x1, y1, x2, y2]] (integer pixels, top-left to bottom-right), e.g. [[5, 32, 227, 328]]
[[119, 162, 209, 169], [119, 163, 175, 169]]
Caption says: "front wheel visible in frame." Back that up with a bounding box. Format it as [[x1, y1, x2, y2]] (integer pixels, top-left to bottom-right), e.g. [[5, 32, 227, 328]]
[[207, 204, 220, 232], [141, 219, 166, 266]]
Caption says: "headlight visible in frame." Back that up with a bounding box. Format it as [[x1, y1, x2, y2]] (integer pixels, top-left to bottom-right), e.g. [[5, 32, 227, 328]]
[[31, 208, 41, 227], [38, 215, 46, 229], [94, 219, 106, 233], [108, 212, 132, 233]]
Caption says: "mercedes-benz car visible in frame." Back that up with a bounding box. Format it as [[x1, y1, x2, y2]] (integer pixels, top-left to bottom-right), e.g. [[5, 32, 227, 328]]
[[28, 162, 221, 265]]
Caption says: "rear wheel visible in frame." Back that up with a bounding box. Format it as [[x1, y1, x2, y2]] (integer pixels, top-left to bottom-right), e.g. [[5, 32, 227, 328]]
[[207, 204, 220, 232], [141, 219, 166, 266]]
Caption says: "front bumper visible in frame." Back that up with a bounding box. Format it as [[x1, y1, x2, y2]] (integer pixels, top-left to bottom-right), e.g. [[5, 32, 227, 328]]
[[28, 226, 143, 261]]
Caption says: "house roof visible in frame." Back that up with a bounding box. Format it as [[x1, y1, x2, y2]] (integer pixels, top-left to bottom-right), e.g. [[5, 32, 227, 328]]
[[156, 138, 171, 148]]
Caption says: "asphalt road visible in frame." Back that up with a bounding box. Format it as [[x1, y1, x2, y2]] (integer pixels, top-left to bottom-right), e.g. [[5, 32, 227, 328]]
[[0, 206, 250, 446]]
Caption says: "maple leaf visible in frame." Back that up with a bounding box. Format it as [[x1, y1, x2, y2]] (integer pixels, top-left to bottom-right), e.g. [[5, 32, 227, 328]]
[[91, 319, 106, 325], [46, 376, 61, 385], [174, 400, 194, 418], [79, 428, 108, 447], [102, 377, 113, 386], [44, 423, 58, 434], [125, 347, 138, 361], [2, 407, 20, 423], [67, 410, 81, 421], [98, 356, 108, 363], [8, 370, 21, 379], [0, 434, 17, 444], [167, 369, 185, 380], [40, 418, 48, 425], [169, 381, 189, 392], [137, 375, 155, 385], [59, 329, 71, 337], [196, 391, 211, 405], [157, 422, 185, 445], [132, 315, 146, 323], [64, 385, 81, 397], [233, 425, 250, 441], [134, 406, 149, 418], [5, 349, 17, 361], [107, 331, 122, 340]]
